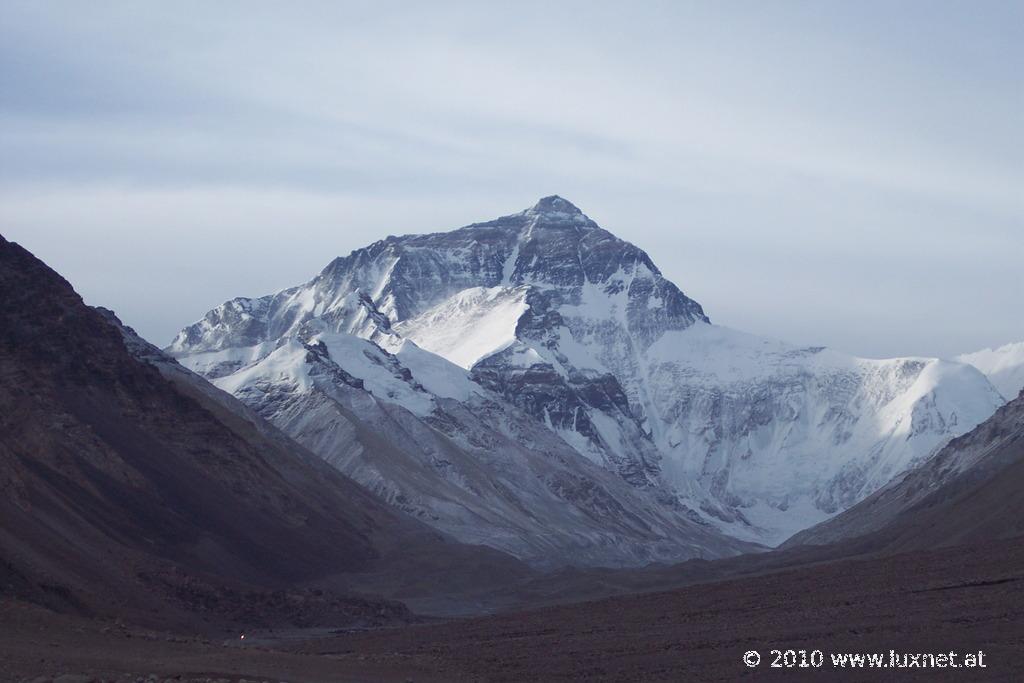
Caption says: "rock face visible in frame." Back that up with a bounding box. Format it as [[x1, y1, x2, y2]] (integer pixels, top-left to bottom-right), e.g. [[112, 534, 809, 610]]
[[170, 196, 1005, 548]]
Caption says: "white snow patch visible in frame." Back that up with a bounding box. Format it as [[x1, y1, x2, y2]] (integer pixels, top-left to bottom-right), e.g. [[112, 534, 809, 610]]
[[313, 333, 434, 415], [394, 286, 530, 369], [565, 269, 630, 325], [175, 341, 279, 377], [394, 339, 480, 401], [502, 243, 520, 284], [213, 340, 312, 395]]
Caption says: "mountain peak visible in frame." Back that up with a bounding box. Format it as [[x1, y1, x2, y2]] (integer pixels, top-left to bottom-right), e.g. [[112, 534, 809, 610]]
[[526, 195, 585, 219]]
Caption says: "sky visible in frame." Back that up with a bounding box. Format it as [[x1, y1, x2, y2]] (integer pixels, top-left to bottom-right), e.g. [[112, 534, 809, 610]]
[[1, 1, 1021, 358]]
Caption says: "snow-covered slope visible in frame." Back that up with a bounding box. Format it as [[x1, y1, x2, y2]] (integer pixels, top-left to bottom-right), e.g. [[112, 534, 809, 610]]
[[956, 341, 1024, 401], [393, 286, 529, 369], [169, 196, 1005, 547], [637, 325, 1002, 541], [785, 390, 1024, 549]]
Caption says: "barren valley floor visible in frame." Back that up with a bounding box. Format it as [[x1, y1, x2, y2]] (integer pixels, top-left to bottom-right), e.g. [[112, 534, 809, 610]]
[[4, 538, 1023, 682]]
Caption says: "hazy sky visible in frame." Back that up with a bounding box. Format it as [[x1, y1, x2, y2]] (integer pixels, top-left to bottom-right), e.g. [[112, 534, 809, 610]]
[[2, 1, 1021, 358]]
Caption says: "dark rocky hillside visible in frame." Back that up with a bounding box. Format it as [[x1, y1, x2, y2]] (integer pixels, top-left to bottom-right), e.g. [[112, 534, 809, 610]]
[[0, 234, 528, 631]]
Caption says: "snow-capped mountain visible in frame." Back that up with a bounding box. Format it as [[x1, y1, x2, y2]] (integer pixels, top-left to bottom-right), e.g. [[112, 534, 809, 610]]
[[956, 341, 1024, 401], [168, 219, 752, 567], [169, 196, 1005, 548]]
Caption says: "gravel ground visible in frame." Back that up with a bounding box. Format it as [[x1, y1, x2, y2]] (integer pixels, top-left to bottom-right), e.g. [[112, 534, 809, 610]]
[[3, 537, 1023, 682]]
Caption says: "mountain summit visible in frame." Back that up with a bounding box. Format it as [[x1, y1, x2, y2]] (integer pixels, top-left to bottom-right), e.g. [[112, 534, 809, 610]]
[[524, 194, 588, 220], [169, 199, 1004, 549]]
